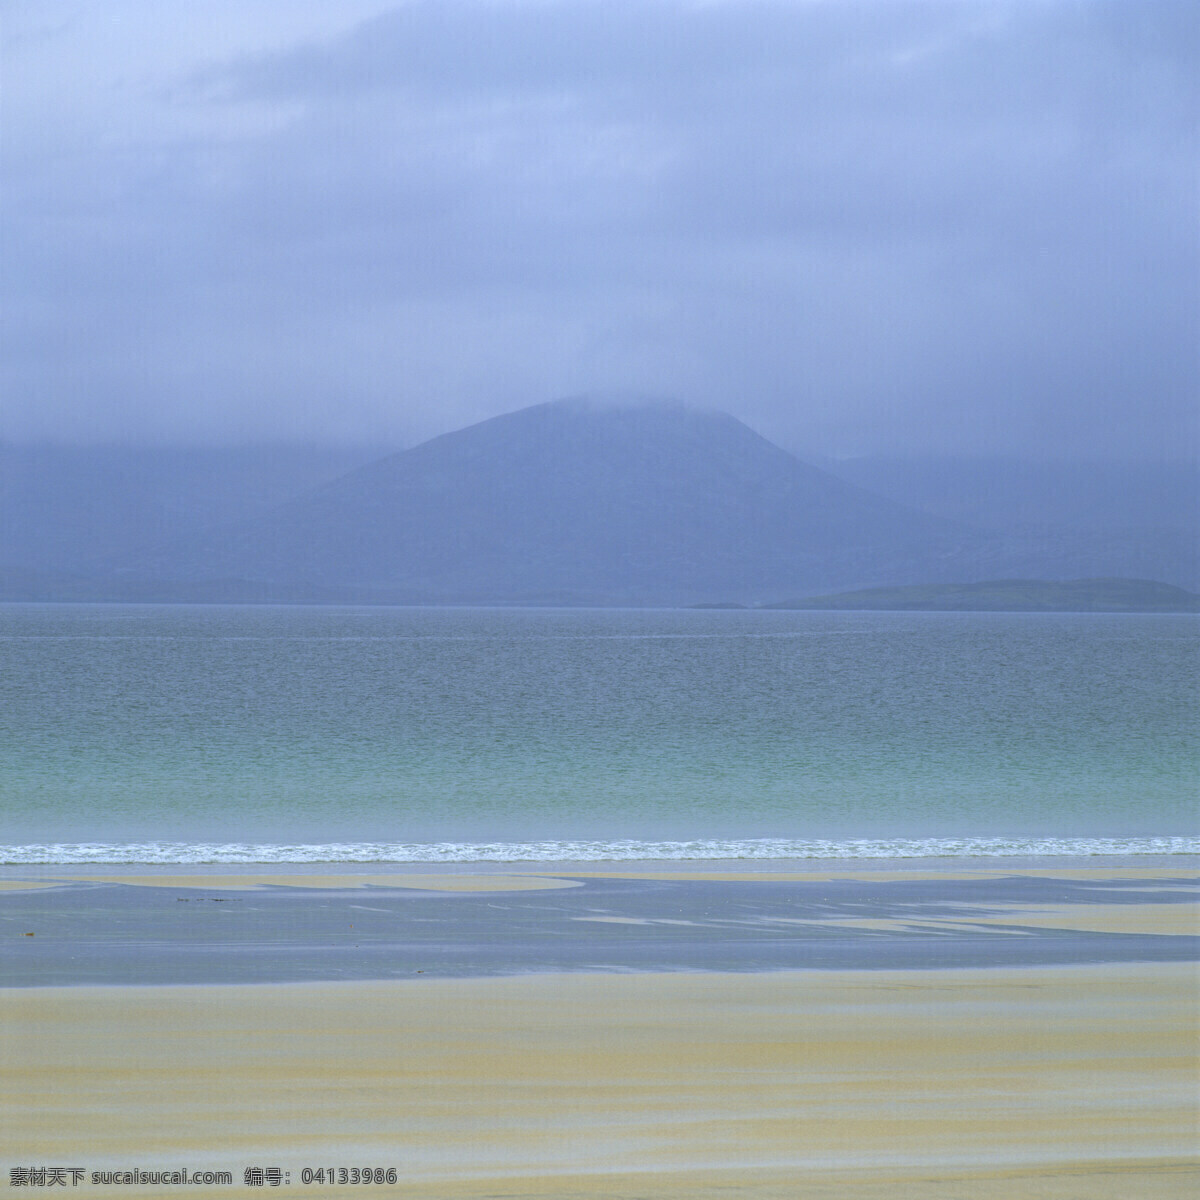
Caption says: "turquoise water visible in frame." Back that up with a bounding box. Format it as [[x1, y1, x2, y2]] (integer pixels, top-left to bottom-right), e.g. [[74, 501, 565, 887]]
[[0, 604, 1196, 862]]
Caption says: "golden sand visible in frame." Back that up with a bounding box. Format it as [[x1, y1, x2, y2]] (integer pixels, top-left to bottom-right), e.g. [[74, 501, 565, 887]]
[[3, 962, 1196, 1199], [25, 873, 581, 892], [9, 862, 1189, 894], [941, 901, 1200, 936], [750, 901, 1198, 937], [530, 865, 1196, 882]]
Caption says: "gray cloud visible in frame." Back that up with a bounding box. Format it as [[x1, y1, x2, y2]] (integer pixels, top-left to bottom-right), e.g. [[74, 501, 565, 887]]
[[3, 1, 1196, 456]]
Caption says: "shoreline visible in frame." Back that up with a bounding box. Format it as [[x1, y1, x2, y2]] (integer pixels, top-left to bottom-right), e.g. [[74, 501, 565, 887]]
[[1, 851, 1195, 880]]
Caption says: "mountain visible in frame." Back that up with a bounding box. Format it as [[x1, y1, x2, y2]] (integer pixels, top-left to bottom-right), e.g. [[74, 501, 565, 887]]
[[818, 455, 1199, 591], [0, 443, 388, 573], [123, 398, 971, 604], [763, 578, 1200, 613], [7, 400, 1196, 605], [821, 456, 1200, 534]]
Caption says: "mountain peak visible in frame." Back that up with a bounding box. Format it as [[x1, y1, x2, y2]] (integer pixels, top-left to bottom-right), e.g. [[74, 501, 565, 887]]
[[455, 393, 733, 435], [550, 390, 685, 412]]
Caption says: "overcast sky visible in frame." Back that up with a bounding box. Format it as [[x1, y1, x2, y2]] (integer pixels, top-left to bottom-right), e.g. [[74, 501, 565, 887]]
[[3, 0, 1196, 457]]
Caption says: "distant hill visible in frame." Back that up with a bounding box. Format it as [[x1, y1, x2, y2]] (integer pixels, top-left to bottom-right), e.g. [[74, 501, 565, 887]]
[[818, 455, 1199, 591], [120, 398, 970, 604], [0, 564, 372, 605], [3, 401, 1197, 606], [763, 578, 1200, 613], [0, 443, 388, 572], [821, 456, 1199, 533]]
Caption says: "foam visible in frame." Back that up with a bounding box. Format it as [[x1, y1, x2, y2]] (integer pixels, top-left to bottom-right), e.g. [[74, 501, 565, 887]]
[[2, 835, 1195, 865]]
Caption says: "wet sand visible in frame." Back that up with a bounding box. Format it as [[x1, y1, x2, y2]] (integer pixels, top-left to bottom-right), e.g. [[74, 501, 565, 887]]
[[4, 865, 1196, 985], [2, 864, 1197, 1197]]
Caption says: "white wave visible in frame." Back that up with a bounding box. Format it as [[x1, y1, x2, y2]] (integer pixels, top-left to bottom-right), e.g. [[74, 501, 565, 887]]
[[0, 836, 1196, 865]]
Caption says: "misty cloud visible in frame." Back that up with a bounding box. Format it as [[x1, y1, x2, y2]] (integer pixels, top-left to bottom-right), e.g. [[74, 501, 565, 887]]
[[3, 1, 1196, 456]]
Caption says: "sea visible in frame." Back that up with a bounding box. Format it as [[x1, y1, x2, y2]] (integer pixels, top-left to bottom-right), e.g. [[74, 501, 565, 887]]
[[0, 603, 1196, 865]]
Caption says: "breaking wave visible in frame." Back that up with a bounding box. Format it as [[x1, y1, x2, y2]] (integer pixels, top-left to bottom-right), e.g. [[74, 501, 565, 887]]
[[1, 836, 1196, 865]]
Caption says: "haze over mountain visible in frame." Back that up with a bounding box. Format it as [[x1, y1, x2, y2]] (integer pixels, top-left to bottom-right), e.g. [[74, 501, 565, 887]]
[[0, 443, 388, 574], [823, 456, 1199, 537], [820, 455, 1199, 597], [4, 4, 1193, 606], [121, 398, 970, 604], [7, 4, 1195, 466], [3, 398, 1196, 605]]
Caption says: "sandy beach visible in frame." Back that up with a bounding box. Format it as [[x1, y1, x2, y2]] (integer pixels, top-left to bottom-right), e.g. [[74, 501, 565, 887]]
[[2, 864, 1197, 1198]]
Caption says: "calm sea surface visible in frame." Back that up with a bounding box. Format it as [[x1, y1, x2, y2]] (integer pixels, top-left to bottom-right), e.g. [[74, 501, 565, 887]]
[[1, 604, 1196, 863]]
